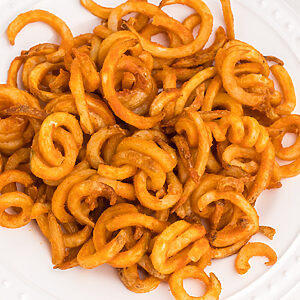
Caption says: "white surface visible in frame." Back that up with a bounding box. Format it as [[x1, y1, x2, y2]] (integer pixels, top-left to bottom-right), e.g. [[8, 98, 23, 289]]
[[0, 0, 300, 299], [286, 0, 300, 12]]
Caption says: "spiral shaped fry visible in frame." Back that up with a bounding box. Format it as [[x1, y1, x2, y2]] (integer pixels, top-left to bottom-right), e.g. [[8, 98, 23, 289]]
[[173, 110, 210, 212], [207, 113, 269, 153], [169, 266, 221, 300], [235, 242, 277, 274], [150, 220, 206, 274], [198, 190, 259, 247], [0, 170, 34, 228], [101, 38, 162, 129], [30, 112, 83, 181]]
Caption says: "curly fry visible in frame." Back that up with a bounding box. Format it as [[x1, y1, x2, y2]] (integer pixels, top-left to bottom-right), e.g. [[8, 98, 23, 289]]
[[7, 10, 74, 55], [235, 242, 277, 274], [119, 264, 161, 293], [169, 266, 221, 300]]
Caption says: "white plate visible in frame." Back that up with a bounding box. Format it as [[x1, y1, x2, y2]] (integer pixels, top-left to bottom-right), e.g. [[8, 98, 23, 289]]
[[0, 0, 300, 299]]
